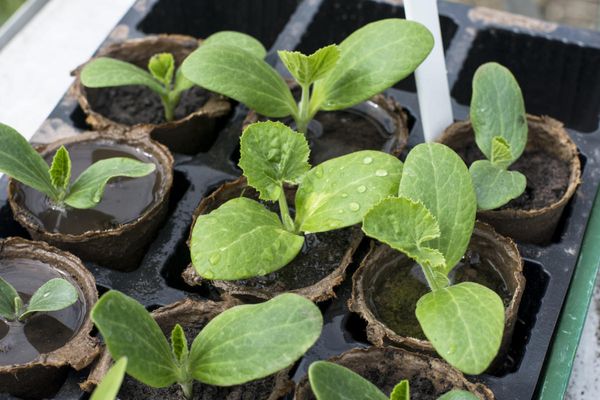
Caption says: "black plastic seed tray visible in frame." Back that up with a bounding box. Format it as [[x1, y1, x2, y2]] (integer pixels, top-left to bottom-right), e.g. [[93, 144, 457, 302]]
[[1, 0, 599, 399]]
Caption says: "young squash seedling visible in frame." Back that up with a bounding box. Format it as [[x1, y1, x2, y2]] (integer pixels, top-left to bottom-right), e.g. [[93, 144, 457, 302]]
[[308, 361, 479, 400], [91, 291, 322, 399], [362, 143, 505, 375], [0, 122, 155, 210], [468, 62, 528, 210], [190, 121, 403, 280], [181, 19, 433, 134], [90, 357, 128, 400]]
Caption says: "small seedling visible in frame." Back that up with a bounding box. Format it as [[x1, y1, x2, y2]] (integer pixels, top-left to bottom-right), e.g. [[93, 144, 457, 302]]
[[181, 20, 433, 134], [0, 276, 78, 322], [90, 357, 128, 400], [0, 122, 155, 209], [468, 62, 528, 210], [190, 121, 403, 280], [91, 291, 322, 399], [308, 361, 479, 400], [362, 143, 505, 374]]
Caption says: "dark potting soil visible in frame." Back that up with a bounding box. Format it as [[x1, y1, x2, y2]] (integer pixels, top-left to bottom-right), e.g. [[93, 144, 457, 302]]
[[13, 140, 162, 235], [456, 141, 570, 211], [0, 258, 85, 365], [86, 85, 212, 125]]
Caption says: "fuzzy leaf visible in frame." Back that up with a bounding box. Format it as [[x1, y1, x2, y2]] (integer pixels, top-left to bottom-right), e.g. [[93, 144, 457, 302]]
[[49, 146, 71, 193], [64, 157, 155, 209], [438, 391, 480, 400], [90, 357, 128, 400], [470, 160, 526, 210], [202, 31, 267, 59], [278, 45, 340, 86], [91, 291, 180, 388], [81, 57, 165, 94], [0, 276, 20, 320], [490, 136, 513, 169], [20, 278, 78, 320], [398, 143, 476, 274], [239, 121, 310, 201], [170, 324, 189, 364], [390, 380, 409, 400], [308, 361, 388, 400], [470, 62, 527, 162], [295, 151, 402, 233], [190, 198, 305, 280], [148, 53, 175, 86], [416, 282, 505, 375], [190, 294, 322, 386]]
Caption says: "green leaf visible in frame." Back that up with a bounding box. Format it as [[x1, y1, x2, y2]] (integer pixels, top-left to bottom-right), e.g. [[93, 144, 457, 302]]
[[278, 45, 340, 86], [190, 197, 305, 280], [90, 357, 128, 400], [490, 136, 513, 169], [49, 146, 71, 193], [438, 390, 480, 400], [91, 291, 180, 388], [81, 57, 165, 94], [202, 31, 267, 59], [181, 44, 297, 118], [64, 157, 155, 209], [239, 121, 310, 201], [190, 293, 322, 386], [170, 324, 189, 364], [295, 150, 403, 233], [415, 282, 505, 375], [308, 361, 388, 400], [470, 160, 526, 210], [398, 143, 476, 274], [0, 276, 20, 320], [362, 197, 445, 271], [470, 62, 527, 162], [312, 19, 433, 111], [390, 380, 410, 400], [173, 69, 194, 94], [148, 53, 175, 86], [20, 278, 78, 320], [0, 122, 57, 200]]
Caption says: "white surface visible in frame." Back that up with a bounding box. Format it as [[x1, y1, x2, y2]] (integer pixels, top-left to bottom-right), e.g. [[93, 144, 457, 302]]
[[0, 0, 136, 141], [405, 0, 454, 142]]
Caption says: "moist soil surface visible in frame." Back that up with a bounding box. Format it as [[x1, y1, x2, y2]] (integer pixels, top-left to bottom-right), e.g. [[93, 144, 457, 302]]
[[86, 85, 212, 125]]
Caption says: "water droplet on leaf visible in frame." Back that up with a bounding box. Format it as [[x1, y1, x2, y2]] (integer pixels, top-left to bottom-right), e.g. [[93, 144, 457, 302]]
[[209, 253, 221, 265], [363, 156, 373, 164], [203, 270, 214, 279], [315, 166, 324, 178], [357, 185, 366, 193], [375, 169, 388, 177], [341, 192, 348, 198], [349, 202, 360, 211]]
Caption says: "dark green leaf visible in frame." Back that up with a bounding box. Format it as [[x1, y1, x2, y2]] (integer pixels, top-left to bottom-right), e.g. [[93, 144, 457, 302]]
[[49, 146, 71, 193], [202, 31, 267, 59], [0, 276, 19, 320], [470, 160, 526, 210], [20, 278, 78, 320], [308, 361, 388, 400], [278, 45, 340, 86], [148, 53, 175, 86], [81, 57, 164, 94], [90, 357, 128, 400], [171, 324, 189, 364], [437, 390, 480, 400], [390, 380, 409, 400]]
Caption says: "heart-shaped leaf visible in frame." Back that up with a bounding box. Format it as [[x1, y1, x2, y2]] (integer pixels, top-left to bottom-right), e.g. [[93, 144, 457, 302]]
[[148, 53, 175, 86], [470, 160, 526, 210], [278, 45, 340, 86]]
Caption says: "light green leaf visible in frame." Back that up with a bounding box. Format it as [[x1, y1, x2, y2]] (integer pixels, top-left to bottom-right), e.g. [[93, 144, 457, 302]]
[[0, 122, 57, 200], [49, 146, 71, 193], [202, 31, 267, 59], [64, 157, 155, 209], [170, 324, 189, 364], [278, 45, 340, 86], [390, 380, 409, 400], [239, 121, 310, 201], [0, 276, 20, 320], [20, 278, 78, 320], [490, 136, 513, 169], [91, 291, 180, 388], [190, 197, 305, 280], [81, 57, 165, 94], [470, 62, 527, 162], [415, 282, 505, 375], [362, 198, 445, 271], [148, 53, 175, 86], [438, 390, 480, 400], [295, 150, 403, 233], [312, 19, 433, 111], [90, 357, 128, 400], [173, 69, 194, 94], [470, 160, 526, 210], [398, 143, 476, 274], [181, 44, 297, 118], [308, 361, 388, 400], [190, 293, 322, 386]]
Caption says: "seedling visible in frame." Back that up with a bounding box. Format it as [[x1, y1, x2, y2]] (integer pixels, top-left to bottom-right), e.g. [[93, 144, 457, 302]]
[[308, 361, 479, 400], [362, 143, 505, 374], [0, 122, 155, 209], [190, 121, 403, 280], [90, 357, 128, 400], [91, 291, 322, 399], [0, 276, 78, 322], [468, 62, 528, 210], [181, 20, 433, 134]]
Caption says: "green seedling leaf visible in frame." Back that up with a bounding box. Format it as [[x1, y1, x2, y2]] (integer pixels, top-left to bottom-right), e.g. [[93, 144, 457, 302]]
[[470, 160, 526, 210], [398, 143, 476, 274], [171, 323, 189, 364], [470, 62, 527, 162], [308, 361, 388, 400], [64, 157, 155, 209], [278, 45, 340, 86], [49, 146, 71, 194], [174, 69, 194, 93], [438, 391, 480, 400], [202, 31, 267, 59], [0, 123, 57, 200], [81, 57, 165, 95], [190, 293, 322, 386], [490, 136, 512, 169], [295, 150, 403, 233], [90, 357, 128, 400], [148, 53, 175, 86], [416, 282, 505, 375], [91, 290, 180, 388], [181, 44, 297, 118], [190, 197, 305, 280], [312, 19, 433, 111], [0, 276, 20, 320], [239, 121, 310, 201], [20, 278, 78, 320], [390, 380, 409, 400]]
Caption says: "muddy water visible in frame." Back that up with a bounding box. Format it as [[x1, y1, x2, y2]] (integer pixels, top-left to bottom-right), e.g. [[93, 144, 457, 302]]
[[0, 258, 86, 365]]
